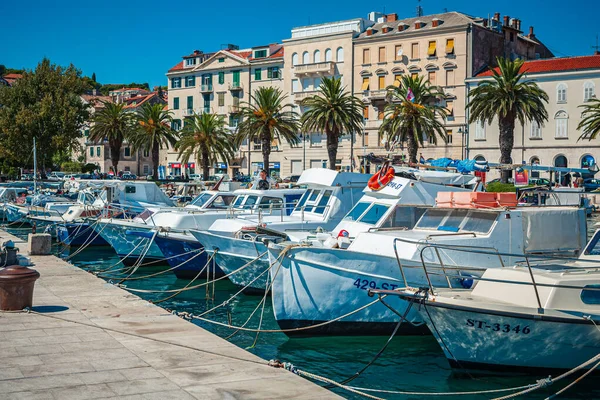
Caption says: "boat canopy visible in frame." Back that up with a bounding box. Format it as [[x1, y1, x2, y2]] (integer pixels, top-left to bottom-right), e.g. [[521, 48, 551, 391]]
[[297, 168, 371, 188]]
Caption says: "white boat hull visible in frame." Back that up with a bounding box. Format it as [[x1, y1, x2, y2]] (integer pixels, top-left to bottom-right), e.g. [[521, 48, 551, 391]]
[[94, 221, 164, 265], [268, 246, 448, 336], [191, 230, 271, 293], [420, 302, 600, 371]]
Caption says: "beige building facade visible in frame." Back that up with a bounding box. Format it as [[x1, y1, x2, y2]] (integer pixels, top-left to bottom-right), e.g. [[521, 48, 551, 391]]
[[165, 45, 284, 178], [163, 10, 553, 178], [352, 11, 550, 169], [467, 55, 600, 181]]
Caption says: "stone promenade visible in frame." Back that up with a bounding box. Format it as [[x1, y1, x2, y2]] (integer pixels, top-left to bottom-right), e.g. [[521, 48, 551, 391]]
[[0, 230, 342, 400]]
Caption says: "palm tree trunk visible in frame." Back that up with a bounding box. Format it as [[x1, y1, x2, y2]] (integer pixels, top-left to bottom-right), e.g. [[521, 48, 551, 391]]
[[326, 128, 338, 170], [152, 142, 159, 181], [110, 144, 120, 174], [407, 132, 418, 164], [499, 115, 515, 184], [201, 148, 210, 181], [261, 131, 271, 175]]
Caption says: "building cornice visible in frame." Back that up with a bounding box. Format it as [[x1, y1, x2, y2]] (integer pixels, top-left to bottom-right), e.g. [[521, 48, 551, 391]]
[[283, 31, 355, 45], [353, 24, 470, 44]]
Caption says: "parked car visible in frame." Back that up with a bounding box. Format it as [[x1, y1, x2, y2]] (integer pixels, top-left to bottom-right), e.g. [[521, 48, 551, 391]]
[[48, 172, 66, 181], [529, 178, 551, 187], [282, 175, 300, 183], [189, 174, 202, 181], [122, 173, 137, 180], [583, 178, 600, 192]]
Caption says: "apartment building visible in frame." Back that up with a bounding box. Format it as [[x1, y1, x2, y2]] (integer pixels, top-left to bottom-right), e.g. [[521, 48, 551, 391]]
[[353, 11, 552, 167], [467, 55, 600, 181], [163, 10, 554, 178], [165, 44, 284, 178], [84, 90, 162, 175]]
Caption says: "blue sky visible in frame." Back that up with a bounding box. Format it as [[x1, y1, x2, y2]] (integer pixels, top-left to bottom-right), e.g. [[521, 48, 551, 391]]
[[3, 0, 598, 88]]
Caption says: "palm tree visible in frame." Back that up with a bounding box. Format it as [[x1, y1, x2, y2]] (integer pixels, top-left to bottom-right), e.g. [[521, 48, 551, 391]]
[[578, 98, 600, 140], [129, 103, 178, 180], [379, 75, 448, 164], [176, 113, 236, 180], [301, 77, 364, 170], [89, 101, 132, 174], [236, 87, 299, 175], [468, 57, 549, 183]]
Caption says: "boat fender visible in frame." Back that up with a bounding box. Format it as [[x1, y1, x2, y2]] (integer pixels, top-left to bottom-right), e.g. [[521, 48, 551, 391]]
[[459, 274, 475, 289]]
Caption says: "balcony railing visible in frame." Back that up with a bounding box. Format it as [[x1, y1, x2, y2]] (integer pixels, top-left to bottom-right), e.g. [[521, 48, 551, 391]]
[[229, 105, 241, 113], [183, 109, 195, 116], [229, 83, 243, 91], [294, 61, 335, 75], [364, 119, 383, 129], [200, 84, 213, 93], [364, 89, 388, 100], [293, 90, 319, 102]]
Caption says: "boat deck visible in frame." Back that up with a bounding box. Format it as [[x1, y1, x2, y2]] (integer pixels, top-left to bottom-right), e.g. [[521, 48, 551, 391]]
[[0, 229, 341, 400]]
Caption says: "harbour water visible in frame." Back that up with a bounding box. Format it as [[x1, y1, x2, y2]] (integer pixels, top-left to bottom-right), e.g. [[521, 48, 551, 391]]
[[5, 219, 600, 399]]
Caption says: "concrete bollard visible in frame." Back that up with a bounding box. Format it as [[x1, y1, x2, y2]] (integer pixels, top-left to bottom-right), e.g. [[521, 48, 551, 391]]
[[27, 233, 51, 256]]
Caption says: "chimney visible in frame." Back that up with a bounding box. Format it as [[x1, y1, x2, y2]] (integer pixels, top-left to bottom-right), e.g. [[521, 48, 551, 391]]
[[528, 26, 535, 37], [493, 12, 500, 20], [503, 15, 509, 26], [516, 19, 521, 31], [386, 13, 397, 22]]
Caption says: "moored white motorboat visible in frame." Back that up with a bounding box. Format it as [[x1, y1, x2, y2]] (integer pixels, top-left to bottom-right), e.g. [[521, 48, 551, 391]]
[[268, 168, 588, 336], [190, 169, 371, 293], [390, 232, 600, 372]]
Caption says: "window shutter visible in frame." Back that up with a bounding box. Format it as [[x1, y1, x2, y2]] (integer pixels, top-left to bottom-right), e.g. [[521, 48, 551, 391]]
[[445, 39, 455, 54]]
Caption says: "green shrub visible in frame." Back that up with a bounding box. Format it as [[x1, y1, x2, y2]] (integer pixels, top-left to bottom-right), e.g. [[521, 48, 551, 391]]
[[485, 182, 517, 192], [60, 161, 83, 172]]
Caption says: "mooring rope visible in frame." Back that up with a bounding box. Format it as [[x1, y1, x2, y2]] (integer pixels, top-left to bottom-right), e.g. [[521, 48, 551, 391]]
[[100, 249, 206, 282], [118, 250, 269, 294], [151, 251, 216, 304]]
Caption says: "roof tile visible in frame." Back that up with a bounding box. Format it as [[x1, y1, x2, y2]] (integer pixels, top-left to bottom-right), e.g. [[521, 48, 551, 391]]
[[477, 55, 600, 77]]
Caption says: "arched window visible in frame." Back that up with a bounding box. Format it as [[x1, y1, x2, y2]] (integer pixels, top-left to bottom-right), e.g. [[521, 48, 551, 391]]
[[325, 48, 332, 62], [581, 154, 596, 168], [557, 83, 567, 103], [530, 121, 541, 139], [554, 155, 568, 167], [336, 47, 344, 62], [554, 155, 568, 184], [292, 53, 298, 66], [530, 156, 540, 178], [555, 111, 568, 138], [584, 81, 596, 101], [302, 51, 309, 64], [314, 50, 321, 63]]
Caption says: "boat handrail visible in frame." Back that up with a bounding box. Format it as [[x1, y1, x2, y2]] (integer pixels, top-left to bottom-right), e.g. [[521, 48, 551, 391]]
[[391, 237, 600, 313], [426, 232, 477, 239]]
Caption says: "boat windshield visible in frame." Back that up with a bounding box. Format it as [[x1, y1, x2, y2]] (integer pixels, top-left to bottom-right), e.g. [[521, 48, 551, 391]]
[[232, 195, 245, 208], [343, 202, 390, 225], [415, 209, 498, 234], [207, 195, 235, 209], [242, 195, 259, 209], [380, 206, 428, 230], [189, 193, 212, 207], [584, 231, 600, 255]]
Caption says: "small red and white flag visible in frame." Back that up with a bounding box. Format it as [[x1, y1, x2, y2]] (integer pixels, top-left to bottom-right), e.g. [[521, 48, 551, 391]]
[[407, 88, 415, 102]]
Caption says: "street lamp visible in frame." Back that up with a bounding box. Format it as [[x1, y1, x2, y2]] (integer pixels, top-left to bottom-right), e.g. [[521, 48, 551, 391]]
[[458, 125, 468, 160]]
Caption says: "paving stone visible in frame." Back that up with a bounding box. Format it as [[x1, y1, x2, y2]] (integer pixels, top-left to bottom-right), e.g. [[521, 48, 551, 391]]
[[50, 383, 117, 400], [19, 361, 96, 378], [0, 355, 44, 367], [90, 356, 149, 371], [5, 390, 55, 400], [118, 367, 165, 381], [107, 377, 181, 396], [0, 367, 24, 380], [77, 370, 129, 385]]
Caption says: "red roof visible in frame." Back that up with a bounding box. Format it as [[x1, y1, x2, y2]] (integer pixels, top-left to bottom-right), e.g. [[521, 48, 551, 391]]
[[269, 47, 284, 58], [477, 55, 600, 77], [168, 61, 184, 72], [3, 73, 23, 79]]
